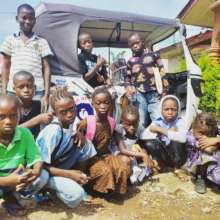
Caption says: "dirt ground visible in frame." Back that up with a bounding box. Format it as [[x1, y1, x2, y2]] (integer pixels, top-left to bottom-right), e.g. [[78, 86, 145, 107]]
[[1, 172, 220, 220]]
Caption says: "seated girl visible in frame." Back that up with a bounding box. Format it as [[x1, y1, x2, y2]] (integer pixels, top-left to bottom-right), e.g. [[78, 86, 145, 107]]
[[77, 87, 131, 194], [186, 112, 220, 194], [140, 95, 188, 180]]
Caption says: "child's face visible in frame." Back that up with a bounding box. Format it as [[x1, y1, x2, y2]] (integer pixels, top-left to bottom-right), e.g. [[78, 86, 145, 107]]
[[92, 93, 111, 117], [161, 99, 178, 122], [0, 101, 18, 137], [54, 98, 76, 128], [13, 78, 35, 102], [16, 8, 35, 34], [79, 34, 93, 54], [128, 35, 144, 55], [122, 113, 139, 136], [193, 129, 203, 140]]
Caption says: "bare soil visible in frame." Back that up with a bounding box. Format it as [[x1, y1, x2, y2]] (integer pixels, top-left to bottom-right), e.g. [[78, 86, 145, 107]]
[[1, 172, 220, 220]]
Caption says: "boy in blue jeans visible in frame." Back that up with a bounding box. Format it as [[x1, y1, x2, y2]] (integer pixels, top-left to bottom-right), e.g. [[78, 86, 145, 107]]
[[0, 95, 48, 217], [37, 87, 96, 208], [125, 33, 168, 127]]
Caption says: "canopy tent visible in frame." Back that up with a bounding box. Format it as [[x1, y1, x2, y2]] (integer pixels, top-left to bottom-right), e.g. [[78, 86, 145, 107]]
[[34, 2, 179, 76]]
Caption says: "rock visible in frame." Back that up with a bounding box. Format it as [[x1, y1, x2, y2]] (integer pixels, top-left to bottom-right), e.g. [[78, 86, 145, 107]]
[[173, 188, 186, 196], [201, 207, 211, 214]]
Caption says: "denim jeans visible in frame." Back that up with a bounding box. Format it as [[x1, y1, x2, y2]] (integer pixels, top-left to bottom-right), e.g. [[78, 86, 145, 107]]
[[47, 176, 87, 208], [0, 169, 49, 199], [133, 90, 160, 127]]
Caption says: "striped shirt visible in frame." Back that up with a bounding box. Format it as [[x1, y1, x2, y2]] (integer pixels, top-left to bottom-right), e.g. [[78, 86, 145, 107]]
[[0, 33, 53, 92], [0, 127, 42, 177]]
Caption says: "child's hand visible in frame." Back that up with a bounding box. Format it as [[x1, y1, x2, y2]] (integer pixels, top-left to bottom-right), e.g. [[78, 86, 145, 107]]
[[68, 170, 89, 185], [37, 112, 53, 124], [6, 166, 28, 187], [74, 129, 86, 147], [126, 85, 136, 95], [41, 95, 49, 113], [105, 78, 113, 86], [96, 73, 105, 83], [142, 154, 154, 168], [202, 146, 218, 154], [96, 55, 106, 67], [149, 124, 159, 133], [198, 136, 220, 149]]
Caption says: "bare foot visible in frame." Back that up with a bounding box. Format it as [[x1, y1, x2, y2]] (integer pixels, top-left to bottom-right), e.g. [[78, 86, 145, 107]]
[[173, 169, 190, 181]]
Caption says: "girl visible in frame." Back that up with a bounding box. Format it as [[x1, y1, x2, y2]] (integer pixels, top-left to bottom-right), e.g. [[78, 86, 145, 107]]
[[77, 87, 131, 194], [186, 112, 220, 194], [140, 95, 188, 180], [37, 87, 96, 208], [112, 105, 155, 183]]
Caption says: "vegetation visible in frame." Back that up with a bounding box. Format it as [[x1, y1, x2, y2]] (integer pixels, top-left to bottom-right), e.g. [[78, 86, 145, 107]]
[[198, 53, 220, 116], [176, 53, 220, 116]]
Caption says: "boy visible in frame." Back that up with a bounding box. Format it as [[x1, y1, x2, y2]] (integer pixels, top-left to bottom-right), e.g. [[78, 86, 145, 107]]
[[0, 95, 48, 217], [78, 32, 111, 88], [0, 4, 52, 109], [36, 87, 96, 208], [13, 71, 53, 138], [126, 33, 168, 127]]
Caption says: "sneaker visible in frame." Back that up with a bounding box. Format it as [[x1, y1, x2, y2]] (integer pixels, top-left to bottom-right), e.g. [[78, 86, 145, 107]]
[[130, 166, 142, 184], [195, 175, 207, 194], [138, 168, 152, 182]]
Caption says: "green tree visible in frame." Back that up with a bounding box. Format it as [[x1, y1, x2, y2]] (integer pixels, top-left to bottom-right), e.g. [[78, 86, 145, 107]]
[[198, 53, 220, 116]]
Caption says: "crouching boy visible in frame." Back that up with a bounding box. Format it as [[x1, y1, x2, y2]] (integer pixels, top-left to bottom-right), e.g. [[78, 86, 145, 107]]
[[0, 95, 48, 217]]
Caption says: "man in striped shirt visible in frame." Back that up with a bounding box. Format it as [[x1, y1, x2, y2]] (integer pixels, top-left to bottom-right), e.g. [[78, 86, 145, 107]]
[[0, 4, 52, 109]]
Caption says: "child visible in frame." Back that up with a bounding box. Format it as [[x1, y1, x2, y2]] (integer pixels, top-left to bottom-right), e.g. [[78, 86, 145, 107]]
[[0, 95, 48, 217], [78, 32, 111, 88], [111, 105, 155, 183], [186, 112, 220, 194], [0, 4, 52, 108], [77, 87, 131, 194], [13, 71, 53, 138], [36, 87, 97, 208], [141, 95, 188, 180], [125, 33, 168, 127]]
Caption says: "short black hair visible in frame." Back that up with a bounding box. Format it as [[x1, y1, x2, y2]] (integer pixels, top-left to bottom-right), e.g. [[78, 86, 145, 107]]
[[92, 86, 112, 103], [128, 32, 143, 42], [17, 4, 35, 15], [122, 105, 139, 120], [0, 94, 22, 114], [78, 32, 92, 48], [13, 71, 35, 84]]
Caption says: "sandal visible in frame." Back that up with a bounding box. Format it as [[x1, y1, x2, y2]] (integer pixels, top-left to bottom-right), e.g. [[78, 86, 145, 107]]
[[2, 201, 28, 217], [174, 169, 190, 182]]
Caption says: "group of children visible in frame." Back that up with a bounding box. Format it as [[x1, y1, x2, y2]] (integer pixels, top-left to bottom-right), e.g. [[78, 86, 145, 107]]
[[0, 3, 220, 218]]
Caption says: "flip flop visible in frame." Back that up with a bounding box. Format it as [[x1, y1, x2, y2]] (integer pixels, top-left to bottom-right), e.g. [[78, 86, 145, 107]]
[[2, 201, 28, 217]]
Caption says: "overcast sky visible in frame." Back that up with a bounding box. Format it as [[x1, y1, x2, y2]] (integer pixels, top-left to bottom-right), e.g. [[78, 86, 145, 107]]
[[0, 0, 191, 43]]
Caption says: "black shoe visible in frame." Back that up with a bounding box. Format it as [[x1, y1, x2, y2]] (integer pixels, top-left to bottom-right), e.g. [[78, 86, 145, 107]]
[[195, 175, 207, 194]]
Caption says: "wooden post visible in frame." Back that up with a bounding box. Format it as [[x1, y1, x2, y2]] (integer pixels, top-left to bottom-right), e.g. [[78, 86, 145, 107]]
[[207, 0, 220, 64]]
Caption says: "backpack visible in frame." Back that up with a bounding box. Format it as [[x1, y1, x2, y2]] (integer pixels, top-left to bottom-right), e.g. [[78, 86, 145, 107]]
[[86, 115, 116, 141]]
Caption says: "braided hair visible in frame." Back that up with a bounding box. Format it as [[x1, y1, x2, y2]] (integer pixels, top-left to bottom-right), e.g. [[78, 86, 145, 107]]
[[92, 86, 112, 103], [50, 87, 74, 110]]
